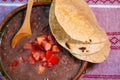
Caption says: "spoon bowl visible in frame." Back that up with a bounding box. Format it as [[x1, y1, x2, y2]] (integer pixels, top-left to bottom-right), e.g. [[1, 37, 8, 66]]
[[11, 0, 33, 48]]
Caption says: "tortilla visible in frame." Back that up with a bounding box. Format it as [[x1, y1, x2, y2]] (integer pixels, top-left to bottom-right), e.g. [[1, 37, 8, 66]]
[[55, 0, 108, 44], [74, 41, 111, 63], [49, 0, 106, 55], [49, 0, 111, 63]]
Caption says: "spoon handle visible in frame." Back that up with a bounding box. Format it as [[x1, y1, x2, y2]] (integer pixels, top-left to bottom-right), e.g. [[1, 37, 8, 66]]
[[24, 0, 33, 24]]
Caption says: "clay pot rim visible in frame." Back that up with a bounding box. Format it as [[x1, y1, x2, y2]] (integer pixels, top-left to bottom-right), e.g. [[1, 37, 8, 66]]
[[0, 2, 88, 80]]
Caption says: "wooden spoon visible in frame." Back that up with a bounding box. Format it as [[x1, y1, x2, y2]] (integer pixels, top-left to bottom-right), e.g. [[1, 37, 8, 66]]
[[11, 0, 33, 48]]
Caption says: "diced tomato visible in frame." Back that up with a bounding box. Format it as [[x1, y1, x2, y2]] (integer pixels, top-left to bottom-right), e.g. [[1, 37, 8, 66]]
[[23, 43, 32, 50], [39, 51, 46, 61], [52, 45, 60, 53], [32, 52, 41, 61], [31, 41, 45, 51], [46, 51, 59, 65], [24, 34, 61, 69], [45, 43, 52, 51], [11, 60, 19, 68], [47, 62, 53, 68], [41, 41, 52, 51], [46, 51, 54, 60], [28, 55, 36, 64], [42, 61, 48, 67], [31, 41, 38, 46], [42, 35, 48, 40], [38, 65, 46, 74], [31, 41, 40, 51], [37, 37, 46, 44], [47, 35, 56, 44], [48, 55, 59, 65]]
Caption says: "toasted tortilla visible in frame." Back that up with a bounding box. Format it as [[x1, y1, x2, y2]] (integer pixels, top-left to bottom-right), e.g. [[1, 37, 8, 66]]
[[55, 0, 108, 44], [49, 0, 111, 63], [74, 41, 111, 63], [49, 0, 105, 55]]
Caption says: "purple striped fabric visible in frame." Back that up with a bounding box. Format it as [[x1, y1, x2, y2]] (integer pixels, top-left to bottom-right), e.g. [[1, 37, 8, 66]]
[[0, 0, 27, 3], [82, 0, 120, 80]]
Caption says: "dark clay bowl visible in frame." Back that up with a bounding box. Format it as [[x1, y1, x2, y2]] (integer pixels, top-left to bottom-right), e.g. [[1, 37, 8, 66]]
[[0, 2, 88, 80]]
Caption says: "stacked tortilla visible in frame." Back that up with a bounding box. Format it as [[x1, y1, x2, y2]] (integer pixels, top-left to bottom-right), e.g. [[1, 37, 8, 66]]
[[49, 0, 111, 63]]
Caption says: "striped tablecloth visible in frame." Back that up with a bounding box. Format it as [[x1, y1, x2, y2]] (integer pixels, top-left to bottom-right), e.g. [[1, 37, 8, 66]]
[[82, 0, 120, 80], [0, 0, 120, 80]]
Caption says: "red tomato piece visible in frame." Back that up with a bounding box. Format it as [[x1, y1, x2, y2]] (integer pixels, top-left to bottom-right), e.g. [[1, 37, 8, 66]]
[[11, 60, 19, 68], [47, 34, 56, 44], [52, 45, 60, 53], [48, 55, 59, 65], [31, 41, 45, 51], [39, 51, 46, 61], [46, 51, 54, 60], [47, 62, 53, 68], [28, 55, 36, 64], [32, 52, 41, 61], [46, 51, 59, 65], [41, 41, 52, 51], [31, 41, 40, 51], [38, 65, 46, 74], [42, 61, 48, 67], [42, 35, 48, 40], [37, 36, 46, 44]]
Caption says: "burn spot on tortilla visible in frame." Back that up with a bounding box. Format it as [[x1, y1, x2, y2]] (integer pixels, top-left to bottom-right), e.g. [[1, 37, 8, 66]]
[[89, 39, 92, 42], [84, 41, 88, 44], [79, 47, 86, 52], [65, 42, 70, 49], [86, 50, 89, 52], [84, 39, 92, 44]]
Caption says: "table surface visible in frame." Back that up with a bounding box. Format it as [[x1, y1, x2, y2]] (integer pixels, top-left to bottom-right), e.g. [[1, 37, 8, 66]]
[[0, 0, 120, 80]]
